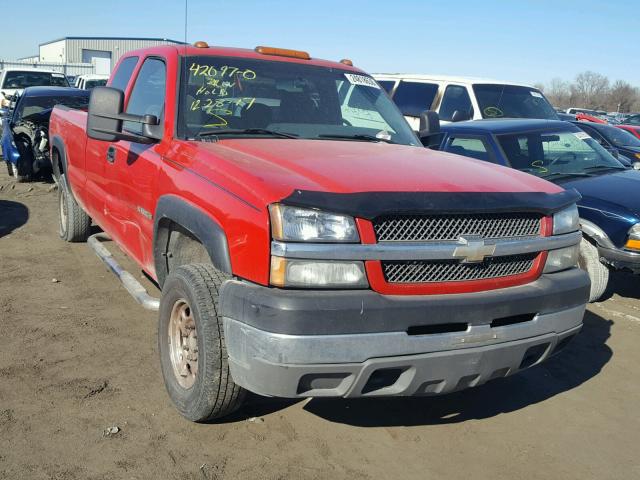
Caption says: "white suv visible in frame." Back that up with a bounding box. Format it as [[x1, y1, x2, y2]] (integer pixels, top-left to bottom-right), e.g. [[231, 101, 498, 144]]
[[373, 74, 558, 129], [0, 68, 69, 106], [74, 74, 109, 90]]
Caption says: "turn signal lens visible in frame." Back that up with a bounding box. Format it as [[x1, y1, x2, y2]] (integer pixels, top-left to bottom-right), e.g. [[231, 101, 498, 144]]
[[270, 257, 368, 288], [255, 46, 310, 60], [544, 245, 579, 273], [625, 239, 640, 251]]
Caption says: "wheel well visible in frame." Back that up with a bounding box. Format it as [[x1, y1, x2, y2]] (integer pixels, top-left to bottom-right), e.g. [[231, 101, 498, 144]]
[[51, 147, 63, 180], [156, 220, 213, 285]]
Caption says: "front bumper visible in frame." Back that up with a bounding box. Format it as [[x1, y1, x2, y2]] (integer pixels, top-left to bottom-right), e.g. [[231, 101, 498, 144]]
[[599, 245, 640, 273], [220, 268, 589, 398]]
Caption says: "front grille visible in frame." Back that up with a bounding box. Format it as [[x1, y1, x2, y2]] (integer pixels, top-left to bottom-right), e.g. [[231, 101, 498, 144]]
[[374, 213, 541, 242], [382, 253, 537, 283]]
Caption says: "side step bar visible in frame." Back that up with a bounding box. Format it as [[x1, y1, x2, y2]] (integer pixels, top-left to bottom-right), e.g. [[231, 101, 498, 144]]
[[88, 233, 160, 311]]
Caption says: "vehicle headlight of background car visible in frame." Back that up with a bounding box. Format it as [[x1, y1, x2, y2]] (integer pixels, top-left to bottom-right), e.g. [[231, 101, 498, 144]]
[[545, 204, 581, 273], [269, 204, 367, 288]]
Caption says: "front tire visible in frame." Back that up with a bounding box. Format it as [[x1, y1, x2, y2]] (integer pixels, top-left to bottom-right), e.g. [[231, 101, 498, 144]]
[[158, 264, 245, 422], [578, 237, 609, 302], [13, 138, 33, 182], [58, 175, 91, 242]]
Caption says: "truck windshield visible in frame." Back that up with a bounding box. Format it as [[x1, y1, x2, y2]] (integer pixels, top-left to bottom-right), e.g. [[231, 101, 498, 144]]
[[178, 56, 419, 146], [473, 84, 558, 120], [2, 71, 69, 89], [497, 130, 626, 180]]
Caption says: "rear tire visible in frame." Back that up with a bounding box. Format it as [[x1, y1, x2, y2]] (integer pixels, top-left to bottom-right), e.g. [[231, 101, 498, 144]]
[[578, 237, 609, 302], [159, 264, 246, 422], [58, 175, 91, 242]]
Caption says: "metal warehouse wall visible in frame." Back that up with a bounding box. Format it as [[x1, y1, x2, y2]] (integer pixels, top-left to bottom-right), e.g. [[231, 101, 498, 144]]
[[40, 41, 65, 63], [64, 38, 181, 67]]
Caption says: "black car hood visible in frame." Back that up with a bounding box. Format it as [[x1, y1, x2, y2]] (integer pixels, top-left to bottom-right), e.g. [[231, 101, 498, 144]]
[[561, 169, 640, 217]]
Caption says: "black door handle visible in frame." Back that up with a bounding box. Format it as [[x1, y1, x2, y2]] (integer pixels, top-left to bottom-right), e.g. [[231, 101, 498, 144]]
[[106, 146, 116, 164]]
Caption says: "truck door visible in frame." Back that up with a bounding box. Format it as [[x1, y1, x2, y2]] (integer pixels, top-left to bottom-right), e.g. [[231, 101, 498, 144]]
[[104, 57, 167, 272], [83, 56, 140, 233]]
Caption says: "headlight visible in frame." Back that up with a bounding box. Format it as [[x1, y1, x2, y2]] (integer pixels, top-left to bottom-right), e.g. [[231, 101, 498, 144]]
[[269, 204, 359, 242], [625, 223, 640, 250], [544, 245, 579, 273], [270, 257, 368, 288], [553, 204, 580, 235]]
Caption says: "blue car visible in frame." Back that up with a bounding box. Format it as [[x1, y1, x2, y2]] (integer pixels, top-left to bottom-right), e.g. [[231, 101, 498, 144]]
[[2, 86, 89, 182], [437, 118, 640, 301]]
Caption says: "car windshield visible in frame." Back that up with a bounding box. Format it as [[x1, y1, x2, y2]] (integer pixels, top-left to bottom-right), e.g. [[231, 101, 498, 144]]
[[497, 129, 625, 179], [473, 84, 558, 120], [178, 56, 419, 145], [2, 71, 69, 89], [601, 125, 640, 147], [85, 79, 107, 89], [16, 93, 90, 121]]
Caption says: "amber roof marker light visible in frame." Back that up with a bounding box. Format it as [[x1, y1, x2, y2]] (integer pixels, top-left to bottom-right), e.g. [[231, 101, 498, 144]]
[[193, 40, 209, 48], [340, 59, 354, 66], [255, 46, 310, 60]]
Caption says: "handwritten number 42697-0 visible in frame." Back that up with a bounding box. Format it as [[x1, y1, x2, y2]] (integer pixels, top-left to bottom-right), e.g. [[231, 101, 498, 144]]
[[189, 63, 257, 80]]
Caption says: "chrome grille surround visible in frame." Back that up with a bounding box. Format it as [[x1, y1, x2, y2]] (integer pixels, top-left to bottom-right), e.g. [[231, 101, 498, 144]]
[[382, 253, 538, 284], [373, 213, 542, 242]]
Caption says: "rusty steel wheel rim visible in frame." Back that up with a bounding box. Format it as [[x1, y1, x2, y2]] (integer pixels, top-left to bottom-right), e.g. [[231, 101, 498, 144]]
[[168, 299, 199, 389]]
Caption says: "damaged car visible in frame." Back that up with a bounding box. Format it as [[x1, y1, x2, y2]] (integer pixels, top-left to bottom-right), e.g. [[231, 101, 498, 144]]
[[2, 86, 89, 181]]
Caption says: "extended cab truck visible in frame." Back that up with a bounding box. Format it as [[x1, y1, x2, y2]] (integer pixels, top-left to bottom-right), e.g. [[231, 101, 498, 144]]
[[49, 43, 590, 422]]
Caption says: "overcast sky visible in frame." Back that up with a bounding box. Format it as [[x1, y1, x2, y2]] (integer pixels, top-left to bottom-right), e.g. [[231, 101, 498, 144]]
[[1, 0, 637, 86]]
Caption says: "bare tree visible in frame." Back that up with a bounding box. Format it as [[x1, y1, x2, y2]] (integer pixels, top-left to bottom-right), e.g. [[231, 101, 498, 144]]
[[570, 71, 609, 109], [545, 78, 571, 108], [608, 80, 638, 113]]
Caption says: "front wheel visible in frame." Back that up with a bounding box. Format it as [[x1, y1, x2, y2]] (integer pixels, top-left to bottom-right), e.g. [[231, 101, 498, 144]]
[[58, 175, 92, 242], [13, 138, 33, 182], [578, 238, 609, 302], [158, 264, 246, 422]]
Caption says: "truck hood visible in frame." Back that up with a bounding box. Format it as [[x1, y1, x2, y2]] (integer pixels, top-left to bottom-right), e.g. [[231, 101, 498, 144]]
[[186, 139, 561, 206], [562, 169, 640, 218]]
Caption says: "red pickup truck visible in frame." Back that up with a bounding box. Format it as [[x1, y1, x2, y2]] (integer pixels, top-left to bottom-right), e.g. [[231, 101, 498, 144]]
[[49, 43, 589, 421]]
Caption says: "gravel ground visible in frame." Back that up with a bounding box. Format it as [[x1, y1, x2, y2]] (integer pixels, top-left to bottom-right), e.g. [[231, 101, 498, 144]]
[[1, 172, 639, 480]]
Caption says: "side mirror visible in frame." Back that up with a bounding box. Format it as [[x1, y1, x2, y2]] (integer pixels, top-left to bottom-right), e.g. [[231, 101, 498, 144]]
[[87, 86, 161, 144], [451, 110, 471, 123], [418, 110, 442, 148]]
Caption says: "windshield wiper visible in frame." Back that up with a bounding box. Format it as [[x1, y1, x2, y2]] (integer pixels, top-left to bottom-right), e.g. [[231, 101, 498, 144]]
[[195, 128, 298, 139], [582, 165, 626, 173], [317, 133, 396, 144], [541, 172, 594, 181]]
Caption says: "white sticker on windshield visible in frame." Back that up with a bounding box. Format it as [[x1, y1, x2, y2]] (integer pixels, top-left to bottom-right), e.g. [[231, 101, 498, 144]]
[[574, 131, 591, 140], [344, 73, 380, 89], [530, 91, 543, 98], [52, 73, 65, 78]]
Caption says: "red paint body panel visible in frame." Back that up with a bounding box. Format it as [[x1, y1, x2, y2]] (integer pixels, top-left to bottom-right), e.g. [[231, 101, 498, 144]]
[[617, 125, 640, 140], [49, 45, 562, 292]]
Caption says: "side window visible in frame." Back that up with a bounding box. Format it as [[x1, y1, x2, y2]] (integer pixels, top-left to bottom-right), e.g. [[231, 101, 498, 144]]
[[439, 85, 473, 122], [123, 58, 166, 135], [446, 137, 491, 162], [392, 81, 439, 117], [377, 80, 395, 94], [110, 56, 139, 91]]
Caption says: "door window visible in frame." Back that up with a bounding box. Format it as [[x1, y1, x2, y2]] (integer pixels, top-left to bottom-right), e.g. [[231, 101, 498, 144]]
[[377, 80, 396, 94], [439, 85, 473, 122], [392, 81, 439, 117], [124, 58, 166, 135], [110, 56, 139, 91]]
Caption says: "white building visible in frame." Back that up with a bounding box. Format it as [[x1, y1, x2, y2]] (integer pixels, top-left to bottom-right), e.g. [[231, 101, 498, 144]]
[[34, 36, 183, 75]]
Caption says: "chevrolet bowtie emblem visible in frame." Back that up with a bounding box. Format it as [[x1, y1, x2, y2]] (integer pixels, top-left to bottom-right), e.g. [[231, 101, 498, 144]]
[[452, 237, 496, 263]]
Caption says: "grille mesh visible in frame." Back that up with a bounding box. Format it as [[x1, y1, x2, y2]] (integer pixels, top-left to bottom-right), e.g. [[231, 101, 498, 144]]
[[374, 214, 541, 242], [382, 254, 537, 283]]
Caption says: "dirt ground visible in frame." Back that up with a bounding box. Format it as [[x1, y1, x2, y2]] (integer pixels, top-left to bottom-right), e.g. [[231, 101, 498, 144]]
[[1, 171, 639, 480]]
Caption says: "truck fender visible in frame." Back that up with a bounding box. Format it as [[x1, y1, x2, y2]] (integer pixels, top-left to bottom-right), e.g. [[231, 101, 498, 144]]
[[153, 195, 232, 287], [50, 135, 72, 191], [580, 218, 615, 249]]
